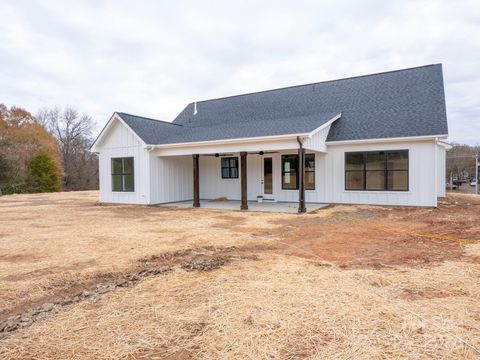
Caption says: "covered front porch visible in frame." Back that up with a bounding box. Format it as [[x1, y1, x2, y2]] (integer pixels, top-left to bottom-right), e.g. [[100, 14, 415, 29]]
[[160, 199, 329, 213], [149, 125, 332, 213]]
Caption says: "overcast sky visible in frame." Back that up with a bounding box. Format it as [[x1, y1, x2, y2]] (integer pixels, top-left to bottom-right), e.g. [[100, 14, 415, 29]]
[[0, 0, 479, 144]]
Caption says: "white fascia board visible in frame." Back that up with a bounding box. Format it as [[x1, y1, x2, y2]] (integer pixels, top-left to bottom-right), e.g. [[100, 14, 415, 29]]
[[325, 134, 448, 146], [147, 132, 310, 149], [307, 113, 342, 137], [90, 113, 147, 152]]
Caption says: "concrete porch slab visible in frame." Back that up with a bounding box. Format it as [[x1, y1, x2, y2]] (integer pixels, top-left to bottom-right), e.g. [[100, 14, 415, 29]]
[[159, 200, 329, 213]]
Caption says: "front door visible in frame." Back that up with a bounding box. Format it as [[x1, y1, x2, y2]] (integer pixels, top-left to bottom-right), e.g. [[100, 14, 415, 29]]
[[262, 157, 274, 200]]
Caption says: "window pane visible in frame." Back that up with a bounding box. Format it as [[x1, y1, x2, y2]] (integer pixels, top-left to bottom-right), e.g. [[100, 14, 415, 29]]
[[366, 171, 385, 190], [387, 151, 408, 170], [222, 168, 230, 178], [283, 173, 297, 189], [305, 154, 315, 171], [305, 171, 315, 190], [124, 175, 135, 192], [112, 158, 123, 174], [264, 158, 272, 194], [221, 158, 228, 167], [366, 152, 385, 170], [123, 157, 134, 174], [230, 167, 238, 178], [230, 158, 237, 167], [346, 171, 364, 190], [345, 153, 364, 171], [387, 170, 408, 190], [112, 174, 123, 191], [283, 155, 298, 172]]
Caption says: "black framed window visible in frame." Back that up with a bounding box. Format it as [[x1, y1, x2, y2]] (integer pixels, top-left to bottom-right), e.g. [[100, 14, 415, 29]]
[[345, 150, 408, 191], [221, 157, 238, 178], [281, 154, 315, 190], [111, 157, 134, 192]]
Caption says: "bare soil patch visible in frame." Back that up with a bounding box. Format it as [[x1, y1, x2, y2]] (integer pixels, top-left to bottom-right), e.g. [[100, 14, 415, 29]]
[[223, 194, 479, 269]]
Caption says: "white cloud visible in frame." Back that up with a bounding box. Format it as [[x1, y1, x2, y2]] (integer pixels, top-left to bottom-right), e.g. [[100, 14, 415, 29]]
[[0, 0, 479, 144]]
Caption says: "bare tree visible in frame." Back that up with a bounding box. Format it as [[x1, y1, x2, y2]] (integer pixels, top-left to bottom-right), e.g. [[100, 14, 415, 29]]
[[38, 107, 98, 190], [446, 143, 480, 180]]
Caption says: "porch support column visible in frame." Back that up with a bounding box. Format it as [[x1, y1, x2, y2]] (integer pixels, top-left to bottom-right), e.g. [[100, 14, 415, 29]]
[[240, 151, 248, 210], [193, 154, 200, 208], [297, 138, 306, 213]]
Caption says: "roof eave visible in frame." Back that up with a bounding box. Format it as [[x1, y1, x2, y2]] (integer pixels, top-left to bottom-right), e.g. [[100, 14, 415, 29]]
[[145, 132, 312, 149]]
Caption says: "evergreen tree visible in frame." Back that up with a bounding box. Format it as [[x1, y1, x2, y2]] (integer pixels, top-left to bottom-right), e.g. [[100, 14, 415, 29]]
[[28, 152, 60, 193]]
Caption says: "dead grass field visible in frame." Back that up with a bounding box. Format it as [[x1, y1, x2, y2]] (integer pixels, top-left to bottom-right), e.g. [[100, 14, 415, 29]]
[[0, 191, 479, 359]]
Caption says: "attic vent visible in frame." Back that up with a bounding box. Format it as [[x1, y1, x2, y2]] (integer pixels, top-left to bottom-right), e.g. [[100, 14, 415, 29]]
[[193, 102, 198, 115]]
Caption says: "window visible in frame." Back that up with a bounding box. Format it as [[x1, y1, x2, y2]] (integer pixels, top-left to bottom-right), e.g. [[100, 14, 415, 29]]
[[282, 155, 298, 189], [281, 154, 315, 190], [345, 150, 408, 191], [305, 154, 315, 190], [111, 157, 134, 192], [221, 157, 238, 178]]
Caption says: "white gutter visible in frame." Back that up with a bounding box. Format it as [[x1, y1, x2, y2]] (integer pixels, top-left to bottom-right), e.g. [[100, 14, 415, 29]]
[[436, 140, 452, 150], [326, 134, 448, 146]]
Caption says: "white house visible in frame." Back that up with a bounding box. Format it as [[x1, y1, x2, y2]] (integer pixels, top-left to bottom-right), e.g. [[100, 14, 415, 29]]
[[90, 64, 450, 211]]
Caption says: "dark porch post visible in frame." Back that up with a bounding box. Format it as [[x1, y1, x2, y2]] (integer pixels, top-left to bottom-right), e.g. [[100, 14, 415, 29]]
[[298, 139, 306, 213], [240, 151, 248, 210], [193, 154, 200, 207]]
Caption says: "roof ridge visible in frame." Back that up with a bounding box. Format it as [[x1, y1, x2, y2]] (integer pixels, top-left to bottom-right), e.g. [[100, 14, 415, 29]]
[[117, 112, 183, 126], [193, 64, 441, 105]]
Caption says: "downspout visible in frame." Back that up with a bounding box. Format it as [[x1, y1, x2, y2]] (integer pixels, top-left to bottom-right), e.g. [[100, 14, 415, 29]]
[[297, 136, 306, 213]]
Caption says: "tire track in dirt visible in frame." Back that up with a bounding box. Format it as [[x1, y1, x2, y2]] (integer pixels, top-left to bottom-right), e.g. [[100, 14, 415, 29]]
[[0, 246, 258, 340]]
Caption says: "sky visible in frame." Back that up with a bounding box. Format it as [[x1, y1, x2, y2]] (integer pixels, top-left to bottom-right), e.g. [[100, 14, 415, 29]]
[[0, 0, 479, 144]]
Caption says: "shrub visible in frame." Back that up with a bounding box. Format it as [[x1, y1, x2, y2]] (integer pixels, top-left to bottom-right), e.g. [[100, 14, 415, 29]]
[[28, 152, 60, 193]]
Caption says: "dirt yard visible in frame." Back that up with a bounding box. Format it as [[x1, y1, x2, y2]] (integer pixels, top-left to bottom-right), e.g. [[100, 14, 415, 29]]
[[0, 191, 479, 359]]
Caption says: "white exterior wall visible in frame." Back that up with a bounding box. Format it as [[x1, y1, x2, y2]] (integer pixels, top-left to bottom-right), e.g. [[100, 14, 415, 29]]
[[96, 118, 440, 207], [193, 151, 322, 202], [322, 140, 437, 206], [436, 145, 446, 198], [161, 140, 438, 207], [303, 125, 330, 152], [97, 120, 150, 204], [150, 155, 193, 204], [198, 155, 262, 201]]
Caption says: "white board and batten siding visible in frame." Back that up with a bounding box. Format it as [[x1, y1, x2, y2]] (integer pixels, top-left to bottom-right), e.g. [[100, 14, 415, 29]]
[[97, 119, 151, 204], [322, 140, 438, 207], [303, 124, 331, 152], [436, 145, 446, 198], [96, 119, 443, 207], [149, 155, 193, 204], [97, 120, 194, 205]]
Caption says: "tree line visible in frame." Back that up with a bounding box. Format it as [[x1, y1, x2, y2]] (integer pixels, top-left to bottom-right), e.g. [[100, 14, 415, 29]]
[[0, 104, 98, 194], [446, 143, 480, 180]]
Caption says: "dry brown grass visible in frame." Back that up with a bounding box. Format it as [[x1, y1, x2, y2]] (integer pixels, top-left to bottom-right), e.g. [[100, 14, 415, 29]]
[[0, 191, 479, 359]]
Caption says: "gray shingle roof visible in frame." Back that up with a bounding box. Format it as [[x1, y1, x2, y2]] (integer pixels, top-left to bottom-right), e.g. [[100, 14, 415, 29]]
[[118, 64, 448, 145]]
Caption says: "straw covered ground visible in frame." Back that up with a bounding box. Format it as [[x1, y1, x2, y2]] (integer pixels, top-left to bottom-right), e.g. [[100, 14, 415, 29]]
[[0, 191, 479, 359]]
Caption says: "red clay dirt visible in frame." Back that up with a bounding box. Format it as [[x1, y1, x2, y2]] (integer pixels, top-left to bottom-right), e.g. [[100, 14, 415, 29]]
[[224, 194, 480, 269]]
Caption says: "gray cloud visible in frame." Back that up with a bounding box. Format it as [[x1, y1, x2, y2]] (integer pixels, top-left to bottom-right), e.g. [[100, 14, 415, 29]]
[[0, 0, 479, 144]]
